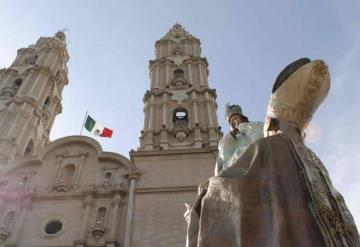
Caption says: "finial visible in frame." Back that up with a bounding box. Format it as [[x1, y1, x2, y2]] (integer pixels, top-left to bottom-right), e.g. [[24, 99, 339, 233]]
[[54, 27, 68, 42], [161, 23, 195, 41], [171, 23, 183, 31]]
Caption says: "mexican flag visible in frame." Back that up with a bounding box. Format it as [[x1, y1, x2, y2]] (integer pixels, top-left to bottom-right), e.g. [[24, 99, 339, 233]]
[[84, 115, 113, 138]]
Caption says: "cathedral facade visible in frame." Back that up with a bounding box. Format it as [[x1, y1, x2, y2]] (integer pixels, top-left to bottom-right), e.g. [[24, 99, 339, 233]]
[[0, 24, 222, 247]]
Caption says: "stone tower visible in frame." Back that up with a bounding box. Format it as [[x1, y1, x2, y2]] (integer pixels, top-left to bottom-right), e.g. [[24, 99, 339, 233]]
[[129, 24, 222, 246], [139, 23, 222, 151], [0, 31, 69, 164]]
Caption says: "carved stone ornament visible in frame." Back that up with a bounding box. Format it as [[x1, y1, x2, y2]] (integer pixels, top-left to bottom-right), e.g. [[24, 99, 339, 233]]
[[53, 180, 71, 192], [172, 46, 184, 56], [91, 223, 106, 241], [171, 90, 188, 103], [125, 169, 142, 180], [161, 23, 196, 42], [0, 86, 17, 99], [175, 131, 187, 142], [24, 55, 38, 65], [172, 125, 190, 142], [171, 72, 188, 90]]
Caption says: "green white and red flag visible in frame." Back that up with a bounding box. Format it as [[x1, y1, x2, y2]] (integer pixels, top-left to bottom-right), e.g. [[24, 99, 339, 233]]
[[84, 115, 113, 138]]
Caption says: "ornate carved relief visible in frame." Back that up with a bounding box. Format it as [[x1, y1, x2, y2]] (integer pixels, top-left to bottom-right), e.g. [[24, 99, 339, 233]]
[[24, 55, 38, 65]]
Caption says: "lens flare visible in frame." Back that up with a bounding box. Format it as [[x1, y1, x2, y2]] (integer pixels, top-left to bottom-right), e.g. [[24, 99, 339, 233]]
[[305, 122, 322, 143]]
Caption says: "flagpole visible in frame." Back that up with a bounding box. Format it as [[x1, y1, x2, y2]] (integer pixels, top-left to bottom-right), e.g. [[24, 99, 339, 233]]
[[80, 111, 89, 135]]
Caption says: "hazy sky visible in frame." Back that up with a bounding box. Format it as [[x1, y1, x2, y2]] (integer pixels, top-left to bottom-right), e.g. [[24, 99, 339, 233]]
[[1, 0, 360, 227]]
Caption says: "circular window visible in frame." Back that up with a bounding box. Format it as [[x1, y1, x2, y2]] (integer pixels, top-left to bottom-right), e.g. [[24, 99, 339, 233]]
[[45, 220, 63, 234]]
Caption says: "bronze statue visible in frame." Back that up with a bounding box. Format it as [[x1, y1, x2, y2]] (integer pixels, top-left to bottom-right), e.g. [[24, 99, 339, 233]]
[[185, 58, 360, 247]]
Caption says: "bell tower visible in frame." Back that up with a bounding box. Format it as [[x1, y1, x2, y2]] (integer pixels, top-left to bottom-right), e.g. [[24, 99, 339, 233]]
[[129, 24, 222, 246], [140, 23, 222, 151], [0, 31, 69, 164]]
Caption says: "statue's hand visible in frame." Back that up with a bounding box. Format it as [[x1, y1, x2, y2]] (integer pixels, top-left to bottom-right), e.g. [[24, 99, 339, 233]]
[[230, 128, 239, 139], [184, 203, 192, 224]]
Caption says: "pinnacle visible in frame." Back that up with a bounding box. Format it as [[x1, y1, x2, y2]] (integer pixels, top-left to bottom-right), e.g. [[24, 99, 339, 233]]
[[161, 23, 196, 41], [54, 30, 66, 42]]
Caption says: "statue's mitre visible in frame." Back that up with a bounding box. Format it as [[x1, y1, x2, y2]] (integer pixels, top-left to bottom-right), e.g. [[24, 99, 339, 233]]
[[225, 104, 243, 122], [266, 59, 330, 130]]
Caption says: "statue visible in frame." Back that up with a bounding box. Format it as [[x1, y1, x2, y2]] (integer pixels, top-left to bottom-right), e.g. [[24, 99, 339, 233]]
[[185, 58, 360, 247], [215, 104, 263, 175]]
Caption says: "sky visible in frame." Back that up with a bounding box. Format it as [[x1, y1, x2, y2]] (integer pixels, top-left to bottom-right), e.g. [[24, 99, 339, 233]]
[[1, 0, 360, 228]]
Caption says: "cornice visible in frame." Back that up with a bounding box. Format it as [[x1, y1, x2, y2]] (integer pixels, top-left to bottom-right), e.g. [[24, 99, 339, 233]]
[[130, 146, 218, 157], [135, 185, 198, 194], [149, 57, 175, 67], [143, 87, 217, 102], [149, 56, 208, 69], [155, 36, 200, 46]]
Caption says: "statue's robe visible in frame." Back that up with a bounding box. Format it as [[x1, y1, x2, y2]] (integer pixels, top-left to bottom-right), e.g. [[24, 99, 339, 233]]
[[215, 121, 263, 175], [187, 128, 360, 247]]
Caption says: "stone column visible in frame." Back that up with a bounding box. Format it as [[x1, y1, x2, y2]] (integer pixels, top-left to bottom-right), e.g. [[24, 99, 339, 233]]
[[167, 41, 171, 57], [162, 94, 167, 127], [154, 65, 159, 89], [73, 153, 88, 189], [187, 63, 192, 84], [165, 64, 169, 85], [74, 195, 93, 246], [192, 92, 202, 148], [124, 171, 141, 247], [105, 194, 123, 247], [144, 95, 155, 151], [160, 94, 168, 149], [198, 63, 205, 87], [52, 155, 63, 187], [110, 194, 122, 239], [192, 92, 199, 125], [205, 92, 214, 127], [148, 95, 154, 130]]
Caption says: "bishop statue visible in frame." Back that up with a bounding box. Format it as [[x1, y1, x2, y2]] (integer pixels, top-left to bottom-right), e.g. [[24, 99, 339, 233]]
[[185, 58, 360, 247]]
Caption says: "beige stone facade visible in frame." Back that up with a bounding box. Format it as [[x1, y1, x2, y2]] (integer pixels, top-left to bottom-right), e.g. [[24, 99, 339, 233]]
[[0, 24, 222, 246]]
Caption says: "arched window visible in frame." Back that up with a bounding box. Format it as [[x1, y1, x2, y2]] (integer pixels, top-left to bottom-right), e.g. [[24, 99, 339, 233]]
[[14, 78, 23, 87], [173, 108, 188, 126], [24, 140, 34, 155], [174, 69, 184, 79], [103, 172, 112, 185], [3, 211, 15, 229], [96, 207, 107, 225], [59, 164, 76, 185]]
